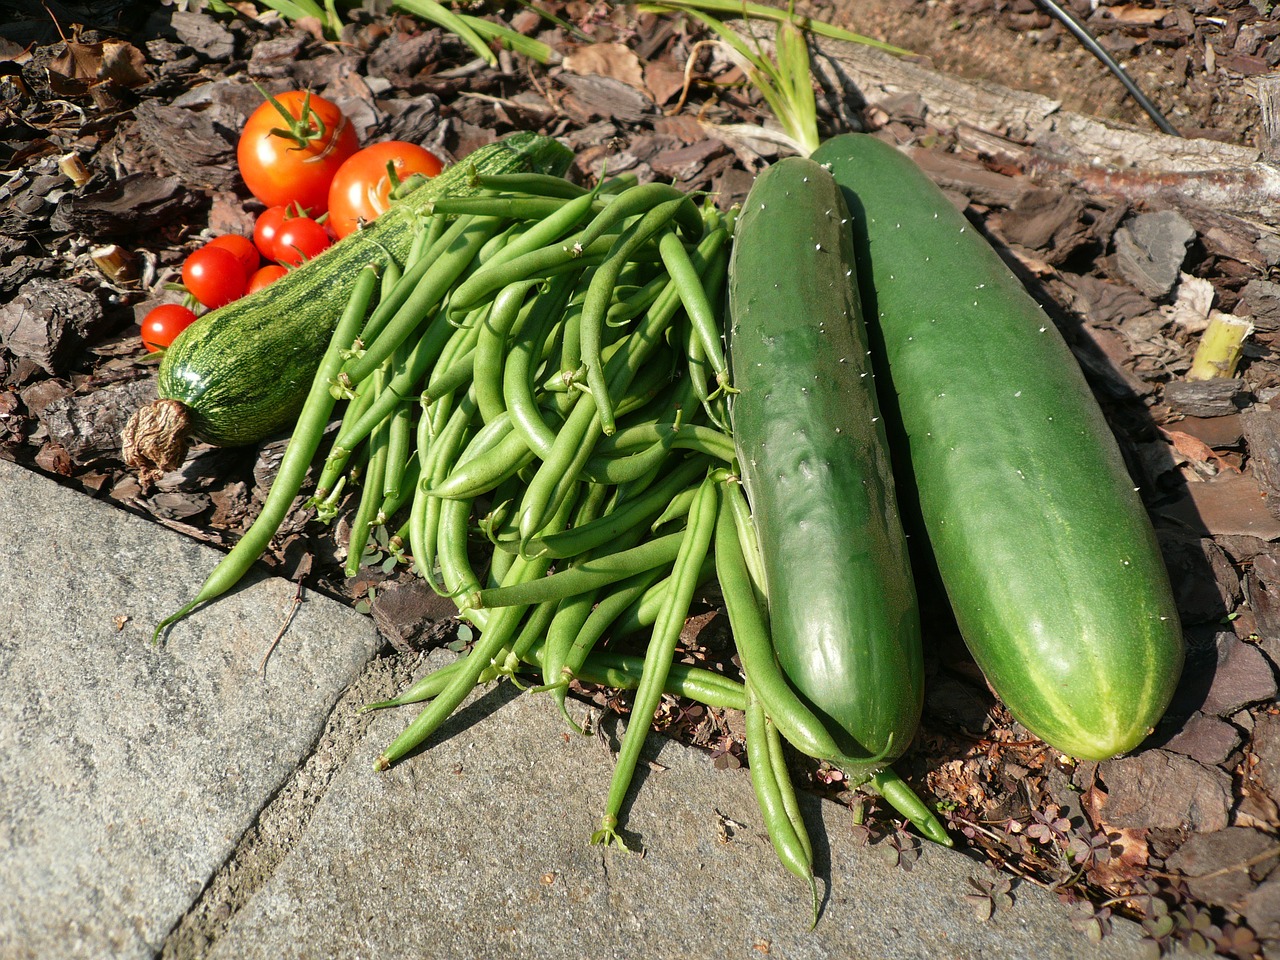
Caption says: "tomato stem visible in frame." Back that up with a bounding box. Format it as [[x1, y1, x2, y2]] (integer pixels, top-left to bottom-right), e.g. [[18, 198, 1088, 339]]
[[251, 81, 329, 150]]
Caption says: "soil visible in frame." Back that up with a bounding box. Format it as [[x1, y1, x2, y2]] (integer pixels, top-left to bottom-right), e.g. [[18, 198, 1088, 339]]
[[3, 1, 1280, 957]]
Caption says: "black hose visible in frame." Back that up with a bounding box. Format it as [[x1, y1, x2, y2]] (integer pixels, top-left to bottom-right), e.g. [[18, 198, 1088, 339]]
[[1033, 0, 1181, 137]]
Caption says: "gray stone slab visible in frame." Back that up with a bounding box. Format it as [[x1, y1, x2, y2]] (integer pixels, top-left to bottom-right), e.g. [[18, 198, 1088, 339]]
[[0, 460, 379, 960], [212, 656, 1155, 960]]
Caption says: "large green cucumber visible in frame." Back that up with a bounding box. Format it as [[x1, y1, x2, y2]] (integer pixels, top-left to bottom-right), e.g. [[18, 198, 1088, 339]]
[[811, 133, 1184, 760], [727, 156, 923, 764], [155, 132, 572, 448]]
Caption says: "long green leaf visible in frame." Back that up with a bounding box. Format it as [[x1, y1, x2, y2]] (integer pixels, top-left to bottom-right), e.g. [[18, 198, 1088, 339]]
[[393, 0, 498, 64], [459, 13, 553, 64], [637, 0, 910, 56]]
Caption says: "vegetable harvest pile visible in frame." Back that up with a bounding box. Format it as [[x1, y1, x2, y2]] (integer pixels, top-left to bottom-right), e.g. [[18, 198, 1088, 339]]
[[123, 91, 1187, 911]]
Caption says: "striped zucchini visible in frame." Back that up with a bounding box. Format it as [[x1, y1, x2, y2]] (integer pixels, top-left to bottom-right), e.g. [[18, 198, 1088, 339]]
[[129, 132, 572, 470], [812, 133, 1184, 760], [727, 156, 924, 766]]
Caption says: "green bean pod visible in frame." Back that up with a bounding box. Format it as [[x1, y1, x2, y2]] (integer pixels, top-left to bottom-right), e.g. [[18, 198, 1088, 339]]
[[152, 263, 381, 641], [591, 475, 718, 849], [745, 680, 819, 923]]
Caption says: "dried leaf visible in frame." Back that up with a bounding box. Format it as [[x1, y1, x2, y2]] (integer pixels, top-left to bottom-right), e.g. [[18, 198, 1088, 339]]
[[563, 42, 648, 94]]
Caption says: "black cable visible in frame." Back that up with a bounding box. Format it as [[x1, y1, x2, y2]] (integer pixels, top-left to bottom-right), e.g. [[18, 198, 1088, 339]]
[[1033, 0, 1181, 137]]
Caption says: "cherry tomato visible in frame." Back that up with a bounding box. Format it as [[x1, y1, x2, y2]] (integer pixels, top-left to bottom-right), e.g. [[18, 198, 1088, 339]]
[[237, 90, 358, 214], [327, 141, 444, 239], [274, 216, 331, 266], [141, 304, 198, 353], [253, 206, 292, 260], [247, 264, 288, 293], [206, 234, 260, 276], [182, 245, 247, 309]]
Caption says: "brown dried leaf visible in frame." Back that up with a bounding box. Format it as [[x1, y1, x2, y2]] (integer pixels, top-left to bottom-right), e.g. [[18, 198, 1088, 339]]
[[99, 40, 148, 88], [563, 42, 648, 95], [49, 41, 103, 82]]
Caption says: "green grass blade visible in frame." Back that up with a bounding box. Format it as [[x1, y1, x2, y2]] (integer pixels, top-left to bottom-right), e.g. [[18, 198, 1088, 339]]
[[393, 0, 498, 64], [636, 0, 910, 56], [459, 13, 554, 64]]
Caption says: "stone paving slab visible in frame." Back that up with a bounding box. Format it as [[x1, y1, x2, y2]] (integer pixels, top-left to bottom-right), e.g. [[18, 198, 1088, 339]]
[[0, 460, 380, 960], [211, 654, 1156, 960]]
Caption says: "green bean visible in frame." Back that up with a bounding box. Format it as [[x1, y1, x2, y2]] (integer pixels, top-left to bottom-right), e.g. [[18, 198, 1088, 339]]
[[534, 455, 708, 559], [429, 195, 577, 220], [868, 770, 953, 847], [650, 483, 699, 529], [345, 373, 390, 578], [745, 680, 819, 923], [523, 643, 746, 711], [382, 398, 414, 507], [152, 263, 381, 641], [487, 533, 516, 588], [715, 487, 845, 762], [364, 620, 748, 714], [514, 397, 603, 545], [502, 304, 561, 461], [474, 279, 538, 423], [658, 229, 729, 391], [344, 215, 503, 384], [588, 423, 736, 469], [475, 172, 588, 199], [549, 565, 667, 726], [449, 232, 615, 315], [591, 476, 718, 848], [608, 553, 717, 639], [539, 593, 597, 698], [606, 271, 668, 326], [362, 655, 473, 711], [375, 550, 554, 771], [576, 181, 703, 252], [436, 495, 483, 610], [472, 530, 685, 611], [428, 422, 535, 501], [378, 450, 420, 522], [357, 212, 472, 347], [580, 200, 689, 435], [325, 317, 438, 466]]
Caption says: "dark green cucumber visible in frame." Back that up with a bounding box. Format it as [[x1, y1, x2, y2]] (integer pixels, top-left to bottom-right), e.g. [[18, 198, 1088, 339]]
[[812, 133, 1184, 760], [727, 156, 923, 765], [154, 132, 572, 448]]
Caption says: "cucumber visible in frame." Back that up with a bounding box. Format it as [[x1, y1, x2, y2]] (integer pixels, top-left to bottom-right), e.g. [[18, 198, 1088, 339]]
[[727, 156, 923, 766], [124, 132, 572, 477], [811, 133, 1184, 760]]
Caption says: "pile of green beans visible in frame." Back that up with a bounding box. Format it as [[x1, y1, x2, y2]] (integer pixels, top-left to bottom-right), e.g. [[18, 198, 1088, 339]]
[[155, 170, 948, 910]]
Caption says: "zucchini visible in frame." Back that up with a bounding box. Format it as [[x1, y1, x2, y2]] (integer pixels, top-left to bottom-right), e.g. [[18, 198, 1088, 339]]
[[727, 156, 923, 767], [124, 132, 573, 478], [811, 133, 1184, 760]]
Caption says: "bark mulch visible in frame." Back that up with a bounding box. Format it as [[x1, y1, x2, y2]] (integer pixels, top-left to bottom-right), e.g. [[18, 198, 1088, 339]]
[[3, 2, 1280, 957]]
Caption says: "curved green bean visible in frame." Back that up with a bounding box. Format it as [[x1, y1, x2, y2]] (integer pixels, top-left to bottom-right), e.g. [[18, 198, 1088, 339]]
[[152, 263, 381, 641], [591, 475, 718, 848]]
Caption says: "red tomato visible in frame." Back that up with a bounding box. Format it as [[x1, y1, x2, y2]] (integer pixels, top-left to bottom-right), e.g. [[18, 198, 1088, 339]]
[[253, 206, 292, 260], [206, 234, 260, 276], [182, 245, 247, 309], [237, 90, 359, 214], [274, 216, 331, 266], [247, 264, 288, 293], [141, 304, 198, 352], [327, 141, 444, 239]]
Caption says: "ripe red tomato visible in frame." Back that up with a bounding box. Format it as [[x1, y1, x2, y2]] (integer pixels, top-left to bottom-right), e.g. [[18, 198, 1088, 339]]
[[182, 245, 247, 309], [274, 216, 332, 266], [253, 206, 292, 260], [141, 304, 198, 352], [237, 90, 359, 214], [327, 141, 444, 239], [206, 234, 260, 276], [247, 264, 288, 293]]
